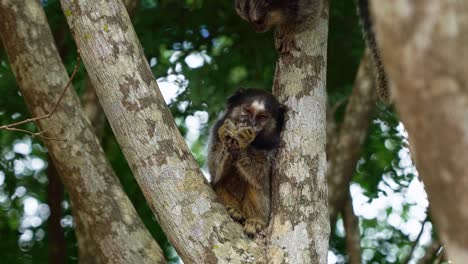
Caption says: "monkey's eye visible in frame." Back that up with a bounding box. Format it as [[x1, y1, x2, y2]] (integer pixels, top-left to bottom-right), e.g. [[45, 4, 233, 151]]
[[252, 18, 264, 26]]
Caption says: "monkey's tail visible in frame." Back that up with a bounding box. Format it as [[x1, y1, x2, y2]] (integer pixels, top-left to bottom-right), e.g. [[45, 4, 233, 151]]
[[357, 0, 390, 103]]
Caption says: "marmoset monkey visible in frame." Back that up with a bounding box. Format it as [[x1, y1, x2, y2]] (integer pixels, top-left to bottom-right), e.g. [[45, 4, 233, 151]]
[[235, 0, 390, 102], [208, 88, 286, 237], [234, 0, 323, 52]]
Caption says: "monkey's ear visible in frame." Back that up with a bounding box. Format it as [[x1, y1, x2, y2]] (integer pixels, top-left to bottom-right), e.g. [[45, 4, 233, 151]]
[[278, 103, 288, 115], [227, 88, 246, 106], [276, 103, 287, 130]]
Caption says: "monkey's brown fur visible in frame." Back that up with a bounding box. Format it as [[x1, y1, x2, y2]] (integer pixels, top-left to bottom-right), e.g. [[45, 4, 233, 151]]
[[357, 0, 390, 103], [234, 0, 323, 53], [208, 89, 285, 237]]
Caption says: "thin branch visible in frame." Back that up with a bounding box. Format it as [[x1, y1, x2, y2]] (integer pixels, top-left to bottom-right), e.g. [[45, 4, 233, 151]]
[[1, 127, 64, 141], [343, 191, 362, 264], [328, 51, 378, 229], [47, 155, 67, 264], [403, 217, 429, 264], [0, 54, 81, 138]]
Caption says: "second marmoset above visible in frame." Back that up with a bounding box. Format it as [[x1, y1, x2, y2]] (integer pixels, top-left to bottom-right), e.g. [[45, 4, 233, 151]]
[[207, 88, 286, 237], [234, 0, 323, 52]]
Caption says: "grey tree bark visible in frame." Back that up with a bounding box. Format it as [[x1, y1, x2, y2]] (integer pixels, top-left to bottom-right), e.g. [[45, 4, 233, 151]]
[[82, 0, 140, 139], [371, 1, 468, 262], [0, 1, 165, 263], [81, 75, 107, 139], [79, 0, 141, 260], [269, 1, 330, 263], [59, 0, 264, 263]]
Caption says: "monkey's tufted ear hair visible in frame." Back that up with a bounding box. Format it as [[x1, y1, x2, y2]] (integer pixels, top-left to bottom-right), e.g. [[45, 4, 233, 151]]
[[278, 103, 288, 113], [227, 88, 247, 107], [277, 103, 287, 131]]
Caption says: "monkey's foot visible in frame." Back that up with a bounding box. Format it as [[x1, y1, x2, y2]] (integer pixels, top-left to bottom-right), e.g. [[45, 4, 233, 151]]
[[275, 30, 299, 54], [244, 218, 266, 237], [227, 206, 245, 223]]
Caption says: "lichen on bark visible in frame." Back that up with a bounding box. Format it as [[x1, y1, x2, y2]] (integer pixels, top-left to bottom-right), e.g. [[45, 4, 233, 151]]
[[269, 1, 330, 263]]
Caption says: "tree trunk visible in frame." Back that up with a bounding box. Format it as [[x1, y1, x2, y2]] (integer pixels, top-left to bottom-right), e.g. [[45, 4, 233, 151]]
[[59, 0, 264, 262], [0, 1, 165, 263], [371, 1, 468, 262], [269, 1, 330, 263], [328, 51, 377, 228]]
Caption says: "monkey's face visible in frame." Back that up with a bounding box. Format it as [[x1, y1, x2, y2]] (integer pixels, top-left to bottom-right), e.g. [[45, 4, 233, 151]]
[[235, 101, 273, 133], [226, 89, 285, 138], [235, 0, 284, 33]]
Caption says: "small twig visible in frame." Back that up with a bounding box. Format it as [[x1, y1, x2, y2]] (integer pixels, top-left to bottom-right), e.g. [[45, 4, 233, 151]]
[[404, 217, 429, 264], [0, 54, 81, 140], [2, 126, 65, 141]]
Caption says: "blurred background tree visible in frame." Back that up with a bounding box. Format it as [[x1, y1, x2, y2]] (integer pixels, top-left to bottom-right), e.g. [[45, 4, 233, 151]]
[[0, 0, 441, 263]]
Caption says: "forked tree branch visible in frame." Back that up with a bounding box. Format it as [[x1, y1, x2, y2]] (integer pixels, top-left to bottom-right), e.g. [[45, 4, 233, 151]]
[[59, 0, 264, 262], [0, 1, 165, 262], [60, 0, 332, 262]]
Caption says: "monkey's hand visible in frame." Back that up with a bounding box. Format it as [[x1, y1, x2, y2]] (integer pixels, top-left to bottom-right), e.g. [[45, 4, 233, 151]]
[[219, 119, 237, 147], [235, 126, 256, 149], [219, 120, 256, 155]]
